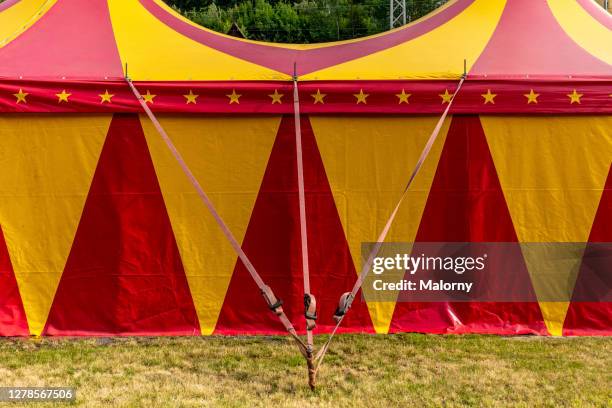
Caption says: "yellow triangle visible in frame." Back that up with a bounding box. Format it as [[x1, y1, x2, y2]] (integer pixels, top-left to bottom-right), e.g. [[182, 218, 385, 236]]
[[311, 116, 450, 333], [538, 302, 570, 337], [141, 115, 280, 334], [0, 115, 110, 335], [520, 243, 585, 335], [482, 115, 612, 335]]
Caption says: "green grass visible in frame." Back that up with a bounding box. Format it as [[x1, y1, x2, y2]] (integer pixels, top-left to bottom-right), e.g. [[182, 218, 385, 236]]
[[0, 334, 610, 407]]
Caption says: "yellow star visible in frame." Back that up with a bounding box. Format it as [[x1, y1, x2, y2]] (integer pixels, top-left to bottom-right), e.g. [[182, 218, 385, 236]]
[[99, 90, 114, 104], [396, 89, 411, 104], [142, 90, 156, 104], [439, 89, 453, 104], [56, 90, 71, 103], [268, 89, 283, 104], [524, 89, 540, 104], [481, 89, 497, 105], [567, 89, 583, 104], [311, 89, 326, 104], [227, 89, 241, 104], [13, 89, 28, 104], [184, 90, 198, 104], [353, 89, 369, 104]]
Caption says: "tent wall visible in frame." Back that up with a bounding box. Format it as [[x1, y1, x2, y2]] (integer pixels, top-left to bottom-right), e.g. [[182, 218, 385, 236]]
[[0, 113, 609, 336]]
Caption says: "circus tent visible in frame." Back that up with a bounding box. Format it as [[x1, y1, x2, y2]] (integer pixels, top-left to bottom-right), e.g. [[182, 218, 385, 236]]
[[0, 0, 610, 337]]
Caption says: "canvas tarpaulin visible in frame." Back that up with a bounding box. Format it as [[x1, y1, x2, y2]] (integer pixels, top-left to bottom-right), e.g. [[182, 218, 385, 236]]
[[0, 0, 610, 336]]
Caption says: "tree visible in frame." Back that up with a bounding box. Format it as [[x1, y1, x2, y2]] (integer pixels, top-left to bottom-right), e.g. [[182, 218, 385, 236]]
[[0, 0, 450, 43]]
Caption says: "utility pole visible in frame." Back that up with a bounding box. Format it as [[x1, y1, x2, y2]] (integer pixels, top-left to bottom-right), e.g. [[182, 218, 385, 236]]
[[390, 0, 406, 29]]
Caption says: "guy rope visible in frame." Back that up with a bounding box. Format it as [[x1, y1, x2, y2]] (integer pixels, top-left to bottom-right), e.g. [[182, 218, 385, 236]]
[[126, 65, 465, 389], [292, 63, 318, 388]]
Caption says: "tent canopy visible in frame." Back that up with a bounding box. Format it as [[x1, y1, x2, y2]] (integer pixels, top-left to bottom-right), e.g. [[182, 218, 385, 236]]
[[0, 0, 610, 81], [0, 0, 610, 114]]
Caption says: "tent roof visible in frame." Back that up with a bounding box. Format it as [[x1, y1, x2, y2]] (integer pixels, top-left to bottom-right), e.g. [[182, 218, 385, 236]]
[[0, 0, 610, 81]]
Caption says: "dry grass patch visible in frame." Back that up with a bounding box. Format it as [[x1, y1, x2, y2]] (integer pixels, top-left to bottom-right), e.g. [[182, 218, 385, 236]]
[[0, 334, 610, 407]]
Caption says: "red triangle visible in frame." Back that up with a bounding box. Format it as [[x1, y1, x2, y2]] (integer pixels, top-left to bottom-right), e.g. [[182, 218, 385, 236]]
[[390, 115, 546, 335], [564, 165, 612, 335], [0, 226, 29, 336], [214, 115, 373, 335], [44, 114, 200, 336]]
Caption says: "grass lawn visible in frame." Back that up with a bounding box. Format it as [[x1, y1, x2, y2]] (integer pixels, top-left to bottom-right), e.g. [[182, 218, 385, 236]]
[[0, 334, 610, 407]]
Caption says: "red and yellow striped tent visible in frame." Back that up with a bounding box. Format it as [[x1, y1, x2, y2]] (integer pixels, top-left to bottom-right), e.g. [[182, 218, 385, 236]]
[[0, 0, 610, 337]]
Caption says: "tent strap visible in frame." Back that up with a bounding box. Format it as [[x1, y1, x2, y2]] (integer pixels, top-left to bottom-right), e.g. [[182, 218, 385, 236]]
[[127, 71, 465, 389], [292, 68, 317, 388], [313, 74, 467, 372], [292, 68, 316, 345], [125, 76, 308, 356]]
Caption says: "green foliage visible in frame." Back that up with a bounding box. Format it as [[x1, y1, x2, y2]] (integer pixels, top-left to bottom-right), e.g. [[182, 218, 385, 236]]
[[169, 0, 449, 43]]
